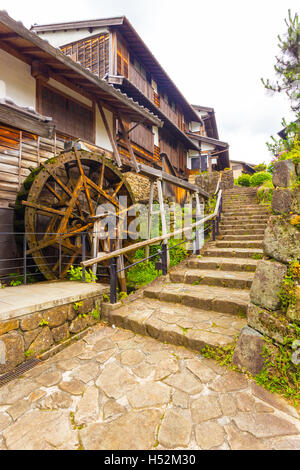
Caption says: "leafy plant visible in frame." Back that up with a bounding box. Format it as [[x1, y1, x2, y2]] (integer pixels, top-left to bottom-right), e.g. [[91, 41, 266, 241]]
[[90, 308, 100, 320], [67, 265, 97, 283], [278, 260, 299, 313], [25, 350, 34, 358], [255, 341, 300, 405], [249, 171, 272, 187], [118, 291, 128, 301], [237, 174, 251, 187], [261, 10, 300, 114], [257, 180, 274, 205], [253, 253, 263, 260], [73, 301, 83, 311], [254, 163, 267, 172], [39, 319, 49, 327]]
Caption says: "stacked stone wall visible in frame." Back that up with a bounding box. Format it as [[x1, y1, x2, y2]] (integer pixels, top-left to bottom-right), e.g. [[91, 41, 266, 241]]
[[233, 159, 300, 373], [0, 295, 103, 374]]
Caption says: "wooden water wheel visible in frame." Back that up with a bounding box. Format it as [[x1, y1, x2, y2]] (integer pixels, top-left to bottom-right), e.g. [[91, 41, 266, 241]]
[[14, 149, 136, 286]]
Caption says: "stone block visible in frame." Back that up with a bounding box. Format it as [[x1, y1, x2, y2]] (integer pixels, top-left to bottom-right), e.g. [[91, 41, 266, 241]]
[[69, 316, 89, 334], [250, 260, 287, 310], [271, 189, 292, 214], [247, 303, 295, 345], [232, 326, 266, 375], [291, 186, 300, 214], [287, 285, 300, 324], [263, 216, 300, 264], [0, 331, 24, 374], [24, 328, 41, 350], [272, 159, 297, 188], [20, 312, 42, 332], [52, 323, 70, 343], [28, 326, 53, 355], [0, 319, 18, 336], [42, 305, 68, 328]]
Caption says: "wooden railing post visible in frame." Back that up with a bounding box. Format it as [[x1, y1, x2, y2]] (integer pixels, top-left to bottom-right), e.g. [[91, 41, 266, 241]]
[[109, 257, 117, 304]]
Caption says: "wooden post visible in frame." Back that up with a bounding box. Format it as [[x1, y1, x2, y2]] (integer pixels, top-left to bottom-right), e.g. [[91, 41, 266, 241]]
[[157, 179, 170, 269], [97, 102, 122, 167], [145, 180, 155, 261], [195, 192, 204, 253], [118, 116, 140, 172]]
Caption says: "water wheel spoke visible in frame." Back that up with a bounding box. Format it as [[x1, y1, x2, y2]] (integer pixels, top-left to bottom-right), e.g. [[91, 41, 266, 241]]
[[74, 148, 95, 216], [22, 200, 66, 217], [57, 176, 83, 234], [86, 176, 118, 208], [41, 163, 83, 217], [112, 178, 125, 199]]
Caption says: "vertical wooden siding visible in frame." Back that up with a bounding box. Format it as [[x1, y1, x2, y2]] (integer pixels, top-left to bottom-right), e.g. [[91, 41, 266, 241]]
[[61, 34, 110, 79], [0, 124, 67, 208]]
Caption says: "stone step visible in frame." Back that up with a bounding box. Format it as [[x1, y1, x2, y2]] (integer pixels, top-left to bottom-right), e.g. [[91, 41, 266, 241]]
[[203, 247, 264, 259], [222, 215, 270, 221], [188, 256, 258, 272], [102, 298, 247, 351], [220, 228, 265, 235], [223, 211, 270, 217], [215, 240, 263, 249], [222, 234, 264, 241], [222, 205, 268, 210], [144, 282, 250, 316], [220, 223, 268, 229], [221, 220, 269, 227], [169, 268, 254, 289]]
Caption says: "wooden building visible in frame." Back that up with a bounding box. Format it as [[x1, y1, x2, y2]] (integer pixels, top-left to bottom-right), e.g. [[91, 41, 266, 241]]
[[31, 16, 230, 179], [0, 11, 167, 276]]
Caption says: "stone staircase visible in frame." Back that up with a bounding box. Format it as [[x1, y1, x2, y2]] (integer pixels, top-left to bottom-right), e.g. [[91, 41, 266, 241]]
[[102, 187, 271, 352]]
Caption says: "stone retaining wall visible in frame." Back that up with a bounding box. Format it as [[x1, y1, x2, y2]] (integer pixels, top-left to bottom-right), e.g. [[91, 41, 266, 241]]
[[233, 159, 300, 373], [124, 172, 158, 203], [0, 295, 103, 374]]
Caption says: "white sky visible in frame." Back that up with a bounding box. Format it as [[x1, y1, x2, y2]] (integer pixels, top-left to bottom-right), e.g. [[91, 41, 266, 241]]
[[1, 0, 298, 164]]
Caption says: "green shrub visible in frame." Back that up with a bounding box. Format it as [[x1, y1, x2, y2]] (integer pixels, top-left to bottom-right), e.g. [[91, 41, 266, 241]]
[[257, 180, 274, 205], [67, 265, 97, 283], [249, 171, 272, 187], [237, 174, 251, 186], [254, 163, 267, 172]]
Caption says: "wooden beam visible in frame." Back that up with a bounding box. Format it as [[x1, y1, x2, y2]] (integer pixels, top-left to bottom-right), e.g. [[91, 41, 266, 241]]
[[97, 101, 122, 168], [118, 116, 139, 172], [0, 103, 54, 139], [138, 163, 209, 198]]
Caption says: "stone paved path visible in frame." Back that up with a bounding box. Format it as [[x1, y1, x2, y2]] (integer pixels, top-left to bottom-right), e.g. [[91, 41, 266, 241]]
[[0, 323, 299, 450]]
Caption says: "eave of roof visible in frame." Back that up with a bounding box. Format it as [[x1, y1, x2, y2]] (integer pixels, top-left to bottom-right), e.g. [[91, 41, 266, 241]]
[[186, 132, 228, 149], [0, 11, 162, 128], [0, 98, 55, 138], [106, 75, 199, 151], [192, 104, 219, 140], [30, 16, 202, 124]]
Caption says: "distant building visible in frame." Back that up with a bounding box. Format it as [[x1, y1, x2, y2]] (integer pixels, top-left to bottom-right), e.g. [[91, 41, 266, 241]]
[[230, 160, 256, 179]]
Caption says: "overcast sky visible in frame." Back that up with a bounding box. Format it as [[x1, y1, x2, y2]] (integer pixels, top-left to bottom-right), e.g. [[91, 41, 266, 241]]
[[1, 0, 298, 164]]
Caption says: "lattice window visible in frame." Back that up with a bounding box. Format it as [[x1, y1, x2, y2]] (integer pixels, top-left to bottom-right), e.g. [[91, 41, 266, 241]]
[[61, 34, 110, 79]]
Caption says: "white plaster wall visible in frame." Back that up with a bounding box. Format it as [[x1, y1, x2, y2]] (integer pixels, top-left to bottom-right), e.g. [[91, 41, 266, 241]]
[[190, 121, 201, 133], [201, 142, 215, 152], [36, 28, 109, 48], [0, 49, 36, 109], [95, 106, 113, 151]]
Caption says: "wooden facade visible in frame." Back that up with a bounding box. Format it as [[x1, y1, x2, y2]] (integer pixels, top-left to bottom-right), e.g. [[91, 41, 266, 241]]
[[31, 21, 201, 178]]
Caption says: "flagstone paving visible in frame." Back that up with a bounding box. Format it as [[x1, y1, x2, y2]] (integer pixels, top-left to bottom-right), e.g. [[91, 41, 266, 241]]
[[0, 323, 299, 450]]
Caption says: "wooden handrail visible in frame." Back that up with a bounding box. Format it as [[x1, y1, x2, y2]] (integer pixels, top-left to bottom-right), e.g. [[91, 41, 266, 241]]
[[81, 190, 222, 269]]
